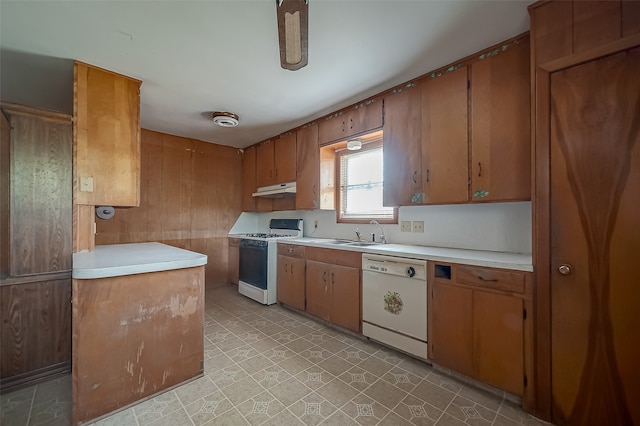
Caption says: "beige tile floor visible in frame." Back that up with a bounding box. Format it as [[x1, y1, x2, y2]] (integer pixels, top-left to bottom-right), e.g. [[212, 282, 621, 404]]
[[1, 285, 549, 426]]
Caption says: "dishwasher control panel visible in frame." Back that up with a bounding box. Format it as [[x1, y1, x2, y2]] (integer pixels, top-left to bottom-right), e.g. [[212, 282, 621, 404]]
[[362, 254, 427, 280]]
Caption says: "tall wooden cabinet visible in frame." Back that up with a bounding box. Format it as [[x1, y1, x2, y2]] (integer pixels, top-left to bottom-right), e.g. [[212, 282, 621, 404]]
[[529, 1, 640, 423], [0, 104, 73, 391]]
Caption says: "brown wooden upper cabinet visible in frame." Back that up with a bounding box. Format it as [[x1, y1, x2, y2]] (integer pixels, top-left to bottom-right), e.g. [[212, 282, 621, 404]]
[[318, 100, 383, 145], [256, 133, 297, 187], [382, 84, 423, 207], [74, 61, 141, 207], [470, 39, 530, 202], [383, 35, 530, 206], [422, 66, 469, 204], [296, 124, 320, 210]]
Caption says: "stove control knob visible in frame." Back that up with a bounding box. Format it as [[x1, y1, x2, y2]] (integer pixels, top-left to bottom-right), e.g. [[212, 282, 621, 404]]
[[406, 267, 416, 278]]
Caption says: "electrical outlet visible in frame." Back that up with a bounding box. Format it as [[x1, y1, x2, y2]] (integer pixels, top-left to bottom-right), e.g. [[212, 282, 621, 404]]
[[401, 221, 411, 232], [314, 220, 318, 229], [412, 221, 424, 233]]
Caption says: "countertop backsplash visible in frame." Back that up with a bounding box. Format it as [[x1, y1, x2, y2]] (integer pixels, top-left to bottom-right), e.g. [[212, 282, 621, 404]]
[[230, 202, 532, 255]]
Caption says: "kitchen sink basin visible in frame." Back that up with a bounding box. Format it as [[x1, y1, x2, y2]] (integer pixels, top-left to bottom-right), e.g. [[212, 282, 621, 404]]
[[346, 242, 378, 247], [321, 239, 380, 247], [323, 239, 353, 244]]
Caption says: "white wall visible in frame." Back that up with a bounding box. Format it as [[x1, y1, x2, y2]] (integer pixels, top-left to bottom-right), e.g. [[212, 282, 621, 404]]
[[230, 201, 532, 254]]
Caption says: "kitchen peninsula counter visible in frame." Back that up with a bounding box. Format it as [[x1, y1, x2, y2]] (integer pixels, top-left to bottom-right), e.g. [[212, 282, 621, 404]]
[[72, 243, 207, 425], [72, 242, 207, 279]]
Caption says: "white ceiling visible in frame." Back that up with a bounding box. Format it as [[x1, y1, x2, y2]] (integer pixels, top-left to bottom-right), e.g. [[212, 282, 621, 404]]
[[0, 1, 530, 149]]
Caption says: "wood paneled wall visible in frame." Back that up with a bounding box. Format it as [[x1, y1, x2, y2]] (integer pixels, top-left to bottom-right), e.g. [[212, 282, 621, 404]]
[[96, 129, 243, 287]]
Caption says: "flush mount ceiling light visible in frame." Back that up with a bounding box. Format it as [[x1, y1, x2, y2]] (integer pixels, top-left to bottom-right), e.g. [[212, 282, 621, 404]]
[[276, 0, 309, 71], [211, 111, 239, 127], [346, 139, 362, 151]]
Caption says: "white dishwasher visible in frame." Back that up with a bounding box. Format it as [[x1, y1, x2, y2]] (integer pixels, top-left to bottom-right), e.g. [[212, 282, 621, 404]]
[[362, 253, 428, 360]]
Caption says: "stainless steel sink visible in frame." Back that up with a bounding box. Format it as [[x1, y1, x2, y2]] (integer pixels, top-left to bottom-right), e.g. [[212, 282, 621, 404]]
[[323, 239, 353, 245], [322, 239, 379, 247]]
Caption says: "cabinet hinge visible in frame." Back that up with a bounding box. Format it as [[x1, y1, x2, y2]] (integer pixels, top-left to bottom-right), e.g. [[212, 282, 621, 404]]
[[523, 308, 527, 320], [524, 375, 528, 388]]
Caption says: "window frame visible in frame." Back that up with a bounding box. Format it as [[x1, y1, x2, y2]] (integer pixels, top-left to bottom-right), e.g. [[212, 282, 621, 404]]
[[335, 135, 397, 224]]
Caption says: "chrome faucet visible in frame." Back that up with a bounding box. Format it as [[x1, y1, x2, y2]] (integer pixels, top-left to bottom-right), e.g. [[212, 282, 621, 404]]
[[370, 220, 387, 244], [355, 228, 362, 242]]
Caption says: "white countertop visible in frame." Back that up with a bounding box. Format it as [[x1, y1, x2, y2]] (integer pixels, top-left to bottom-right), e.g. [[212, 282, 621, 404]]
[[73, 242, 208, 279], [280, 238, 532, 272]]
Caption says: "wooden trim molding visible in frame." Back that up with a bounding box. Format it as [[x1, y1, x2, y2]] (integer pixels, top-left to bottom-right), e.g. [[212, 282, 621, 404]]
[[0, 102, 72, 124], [0, 361, 70, 393]]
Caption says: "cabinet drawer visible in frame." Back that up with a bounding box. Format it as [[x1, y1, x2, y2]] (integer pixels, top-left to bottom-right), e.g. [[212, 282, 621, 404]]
[[456, 265, 525, 294], [305, 247, 361, 268], [229, 237, 240, 247], [278, 244, 305, 258]]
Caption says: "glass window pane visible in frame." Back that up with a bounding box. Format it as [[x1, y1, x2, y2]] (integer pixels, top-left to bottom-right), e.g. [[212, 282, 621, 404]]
[[341, 144, 393, 220]]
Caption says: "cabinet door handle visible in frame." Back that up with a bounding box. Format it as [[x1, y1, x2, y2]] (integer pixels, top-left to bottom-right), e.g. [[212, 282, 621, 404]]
[[412, 171, 417, 184], [284, 263, 288, 273], [275, 169, 279, 177], [290, 264, 293, 275], [478, 162, 482, 177], [477, 275, 497, 282], [331, 272, 335, 284], [322, 271, 327, 283], [312, 184, 316, 195], [426, 169, 430, 183]]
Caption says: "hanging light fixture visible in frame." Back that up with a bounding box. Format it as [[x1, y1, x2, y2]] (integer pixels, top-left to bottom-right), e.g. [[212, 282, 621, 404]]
[[276, 0, 309, 71]]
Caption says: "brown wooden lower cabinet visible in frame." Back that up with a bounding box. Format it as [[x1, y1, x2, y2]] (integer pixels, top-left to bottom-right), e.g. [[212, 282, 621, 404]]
[[305, 247, 361, 333], [428, 262, 532, 399], [277, 244, 306, 310], [429, 283, 473, 377], [72, 266, 204, 424]]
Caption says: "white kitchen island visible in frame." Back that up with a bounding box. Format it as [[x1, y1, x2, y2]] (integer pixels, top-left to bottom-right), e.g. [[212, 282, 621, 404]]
[[72, 243, 207, 425]]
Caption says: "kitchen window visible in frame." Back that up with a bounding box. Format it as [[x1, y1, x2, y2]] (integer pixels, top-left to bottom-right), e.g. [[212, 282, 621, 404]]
[[336, 132, 396, 223]]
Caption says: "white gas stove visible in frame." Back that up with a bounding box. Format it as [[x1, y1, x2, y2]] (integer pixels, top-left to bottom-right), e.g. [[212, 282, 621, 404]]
[[237, 219, 303, 305]]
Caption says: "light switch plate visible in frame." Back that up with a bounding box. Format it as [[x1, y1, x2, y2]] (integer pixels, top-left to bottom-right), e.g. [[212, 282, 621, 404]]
[[401, 221, 411, 232], [412, 221, 424, 233], [80, 176, 94, 192]]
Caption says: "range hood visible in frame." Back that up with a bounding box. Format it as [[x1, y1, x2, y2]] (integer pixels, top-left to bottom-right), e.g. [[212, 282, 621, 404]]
[[252, 182, 296, 198]]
